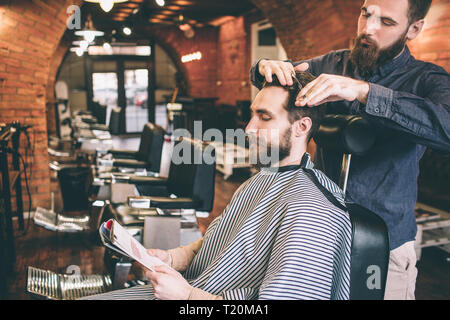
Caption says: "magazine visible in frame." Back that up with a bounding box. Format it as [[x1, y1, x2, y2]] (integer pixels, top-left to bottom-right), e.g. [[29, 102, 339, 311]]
[[99, 219, 166, 271]]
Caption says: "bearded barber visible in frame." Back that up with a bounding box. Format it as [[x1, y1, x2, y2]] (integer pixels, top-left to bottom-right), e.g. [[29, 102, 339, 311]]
[[250, 0, 450, 300]]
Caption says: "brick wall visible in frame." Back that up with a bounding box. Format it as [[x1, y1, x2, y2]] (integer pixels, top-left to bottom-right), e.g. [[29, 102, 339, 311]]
[[216, 16, 250, 106], [145, 11, 265, 106], [0, 0, 83, 211], [216, 11, 264, 106], [409, 0, 450, 72], [145, 25, 219, 99], [251, 0, 357, 61]]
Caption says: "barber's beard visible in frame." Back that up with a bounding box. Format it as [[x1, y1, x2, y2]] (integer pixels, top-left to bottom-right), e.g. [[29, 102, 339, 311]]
[[248, 127, 292, 169], [349, 31, 408, 78]]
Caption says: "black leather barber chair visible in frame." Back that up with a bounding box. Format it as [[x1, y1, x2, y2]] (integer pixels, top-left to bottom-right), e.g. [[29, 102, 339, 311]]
[[315, 114, 390, 300], [105, 122, 165, 170], [128, 137, 216, 213], [58, 166, 93, 212], [109, 107, 121, 135], [92, 102, 107, 125]]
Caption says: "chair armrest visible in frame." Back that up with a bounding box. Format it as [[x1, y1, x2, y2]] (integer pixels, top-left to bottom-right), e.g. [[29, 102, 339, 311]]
[[128, 196, 200, 210], [128, 176, 168, 186], [90, 124, 109, 131], [108, 149, 139, 159], [113, 159, 149, 168]]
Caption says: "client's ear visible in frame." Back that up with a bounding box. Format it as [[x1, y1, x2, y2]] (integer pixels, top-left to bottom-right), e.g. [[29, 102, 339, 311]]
[[293, 117, 312, 139]]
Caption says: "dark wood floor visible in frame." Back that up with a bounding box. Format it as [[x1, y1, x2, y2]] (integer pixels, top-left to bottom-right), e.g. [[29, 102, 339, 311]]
[[3, 163, 450, 300]]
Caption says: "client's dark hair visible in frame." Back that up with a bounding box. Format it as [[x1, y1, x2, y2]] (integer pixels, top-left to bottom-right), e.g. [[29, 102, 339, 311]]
[[262, 71, 326, 141]]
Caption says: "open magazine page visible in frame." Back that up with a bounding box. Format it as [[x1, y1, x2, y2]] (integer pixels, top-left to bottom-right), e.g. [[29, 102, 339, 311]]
[[100, 219, 166, 271]]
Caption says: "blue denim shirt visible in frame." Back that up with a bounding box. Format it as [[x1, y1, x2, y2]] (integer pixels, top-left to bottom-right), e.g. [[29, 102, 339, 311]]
[[250, 46, 450, 249]]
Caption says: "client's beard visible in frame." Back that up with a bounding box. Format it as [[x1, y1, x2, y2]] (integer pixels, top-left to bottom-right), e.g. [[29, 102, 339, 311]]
[[248, 127, 292, 169], [349, 31, 408, 78]]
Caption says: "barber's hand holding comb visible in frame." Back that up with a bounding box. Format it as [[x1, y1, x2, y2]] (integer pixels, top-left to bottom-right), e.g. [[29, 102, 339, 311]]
[[258, 59, 369, 107]]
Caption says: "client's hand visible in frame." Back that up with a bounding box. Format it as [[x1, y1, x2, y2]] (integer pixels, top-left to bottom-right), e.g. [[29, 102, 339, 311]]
[[146, 248, 172, 267], [145, 265, 193, 300]]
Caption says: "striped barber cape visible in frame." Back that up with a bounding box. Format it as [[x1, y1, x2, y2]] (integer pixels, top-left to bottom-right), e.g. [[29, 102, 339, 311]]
[[86, 153, 352, 300]]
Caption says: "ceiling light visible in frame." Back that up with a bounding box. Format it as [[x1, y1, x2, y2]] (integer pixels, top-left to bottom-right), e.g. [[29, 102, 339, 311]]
[[72, 40, 94, 47], [103, 42, 112, 51], [179, 24, 191, 31], [79, 40, 89, 51], [181, 51, 202, 63], [123, 27, 132, 35], [102, 42, 113, 54], [75, 47, 84, 57], [155, 0, 165, 7], [75, 14, 104, 42], [85, 0, 128, 13]]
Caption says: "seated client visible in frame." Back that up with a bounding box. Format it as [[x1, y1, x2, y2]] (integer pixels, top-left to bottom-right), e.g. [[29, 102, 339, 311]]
[[85, 71, 352, 300]]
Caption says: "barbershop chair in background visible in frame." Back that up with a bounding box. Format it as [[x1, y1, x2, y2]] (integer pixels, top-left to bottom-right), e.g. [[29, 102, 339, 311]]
[[103, 122, 165, 170], [109, 107, 121, 135], [92, 101, 107, 126], [128, 137, 216, 214], [315, 114, 390, 300], [58, 166, 93, 212], [33, 164, 95, 233], [94, 128, 170, 205]]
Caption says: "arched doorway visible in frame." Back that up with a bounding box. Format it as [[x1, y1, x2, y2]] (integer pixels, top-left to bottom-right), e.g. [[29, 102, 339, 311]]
[[54, 39, 185, 134]]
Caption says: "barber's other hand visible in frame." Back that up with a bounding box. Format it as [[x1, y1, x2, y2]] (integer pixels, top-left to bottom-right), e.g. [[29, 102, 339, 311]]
[[295, 74, 369, 107], [145, 265, 193, 300], [258, 59, 309, 86], [146, 248, 172, 266]]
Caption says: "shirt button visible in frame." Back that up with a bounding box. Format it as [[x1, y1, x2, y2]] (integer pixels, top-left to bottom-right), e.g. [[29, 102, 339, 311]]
[[374, 107, 380, 113]]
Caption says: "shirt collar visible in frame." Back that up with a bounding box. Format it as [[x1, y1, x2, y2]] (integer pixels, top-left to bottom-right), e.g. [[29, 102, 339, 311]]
[[376, 45, 412, 77], [260, 152, 314, 174]]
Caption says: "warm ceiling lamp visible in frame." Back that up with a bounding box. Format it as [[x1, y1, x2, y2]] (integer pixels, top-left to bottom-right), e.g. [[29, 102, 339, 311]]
[[155, 0, 165, 7], [85, 0, 128, 13], [123, 26, 132, 35], [75, 14, 104, 42]]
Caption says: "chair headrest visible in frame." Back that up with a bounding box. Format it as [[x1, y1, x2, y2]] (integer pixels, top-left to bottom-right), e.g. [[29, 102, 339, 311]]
[[138, 122, 166, 161], [168, 137, 216, 212], [314, 115, 376, 156]]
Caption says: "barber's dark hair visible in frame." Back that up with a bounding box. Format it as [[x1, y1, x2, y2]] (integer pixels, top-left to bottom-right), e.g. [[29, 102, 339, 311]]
[[262, 71, 325, 142], [408, 0, 432, 24]]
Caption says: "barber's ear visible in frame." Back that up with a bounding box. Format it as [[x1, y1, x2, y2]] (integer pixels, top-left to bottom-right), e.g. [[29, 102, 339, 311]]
[[406, 19, 425, 41], [293, 117, 312, 138]]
